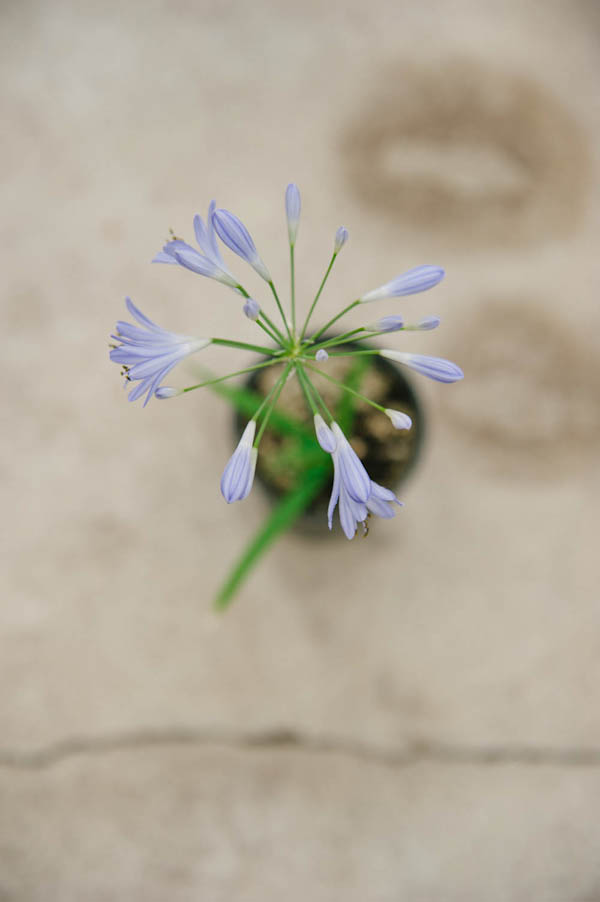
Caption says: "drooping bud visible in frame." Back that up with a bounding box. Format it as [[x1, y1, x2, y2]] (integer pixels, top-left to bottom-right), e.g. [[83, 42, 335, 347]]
[[385, 408, 412, 430], [220, 421, 258, 503], [313, 414, 336, 453]]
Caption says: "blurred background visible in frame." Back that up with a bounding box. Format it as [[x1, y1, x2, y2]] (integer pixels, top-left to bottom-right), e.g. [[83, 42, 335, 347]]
[[2, 0, 600, 898]]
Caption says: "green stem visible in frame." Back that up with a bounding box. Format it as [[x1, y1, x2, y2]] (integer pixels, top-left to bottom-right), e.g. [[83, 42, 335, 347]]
[[182, 359, 282, 394], [254, 317, 281, 345], [259, 311, 287, 345], [304, 361, 385, 413], [211, 337, 283, 356], [290, 244, 296, 334], [298, 366, 335, 421], [300, 251, 337, 340], [294, 363, 319, 416], [269, 281, 293, 342], [306, 327, 369, 352], [308, 299, 361, 344], [254, 362, 293, 445]]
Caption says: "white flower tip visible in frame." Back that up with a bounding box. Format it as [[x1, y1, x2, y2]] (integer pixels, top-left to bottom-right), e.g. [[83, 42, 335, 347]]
[[240, 420, 257, 446], [315, 349, 329, 362], [385, 408, 412, 430], [334, 226, 349, 253], [314, 414, 336, 453], [155, 387, 182, 400], [243, 298, 261, 321]]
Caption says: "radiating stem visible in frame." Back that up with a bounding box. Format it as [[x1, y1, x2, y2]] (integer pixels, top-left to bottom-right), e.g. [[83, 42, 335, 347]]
[[182, 358, 283, 395], [304, 361, 385, 413], [211, 337, 284, 356], [296, 364, 334, 422], [269, 281, 293, 342], [300, 251, 337, 341], [308, 299, 361, 344], [254, 362, 293, 445], [290, 244, 296, 334]]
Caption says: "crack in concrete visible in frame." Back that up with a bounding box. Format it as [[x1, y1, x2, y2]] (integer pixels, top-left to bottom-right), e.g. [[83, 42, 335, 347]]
[[2, 727, 600, 771]]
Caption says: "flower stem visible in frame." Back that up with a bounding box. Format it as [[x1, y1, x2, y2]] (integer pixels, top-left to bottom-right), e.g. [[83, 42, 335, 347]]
[[296, 364, 334, 421], [254, 362, 293, 445], [308, 299, 361, 344], [211, 337, 283, 356], [269, 280, 293, 343], [300, 251, 337, 340], [303, 361, 386, 413], [182, 358, 283, 394], [290, 244, 296, 334]]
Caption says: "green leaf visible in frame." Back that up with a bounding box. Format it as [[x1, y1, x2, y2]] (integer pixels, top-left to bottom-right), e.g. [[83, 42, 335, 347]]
[[214, 463, 330, 610]]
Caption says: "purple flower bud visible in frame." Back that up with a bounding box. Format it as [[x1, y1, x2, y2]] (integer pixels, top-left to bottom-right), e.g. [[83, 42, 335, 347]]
[[385, 408, 412, 430], [314, 414, 336, 453], [155, 387, 182, 400], [220, 421, 258, 503], [212, 208, 271, 282], [415, 316, 440, 331], [360, 266, 445, 303], [315, 349, 329, 362], [243, 298, 261, 321], [366, 315, 404, 333], [380, 350, 463, 383], [285, 183, 301, 244], [334, 226, 349, 253]]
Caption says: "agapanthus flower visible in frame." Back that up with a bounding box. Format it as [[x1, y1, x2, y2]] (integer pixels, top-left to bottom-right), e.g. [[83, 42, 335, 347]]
[[111, 183, 463, 547], [314, 417, 402, 539], [220, 421, 258, 503], [110, 298, 210, 406], [153, 201, 238, 288]]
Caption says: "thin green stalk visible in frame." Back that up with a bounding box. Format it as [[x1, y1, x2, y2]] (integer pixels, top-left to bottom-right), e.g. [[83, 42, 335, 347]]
[[254, 362, 293, 445], [308, 299, 361, 344], [211, 337, 283, 356], [298, 365, 335, 421], [304, 361, 386, 413], [259, 311, 287, 345], [254, 317, 281, 345], [300, 251, 337, 340], [322, 348, 380, 358], [290, 244, 296, 334], [294, 363, 319, 416], [182, 358, 283, 394], [269, 281, 293, 342], [305, 327, 369, 352]]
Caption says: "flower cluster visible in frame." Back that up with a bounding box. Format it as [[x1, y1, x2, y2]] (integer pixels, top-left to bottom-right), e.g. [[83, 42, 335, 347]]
[[110, 185, 463, 539]]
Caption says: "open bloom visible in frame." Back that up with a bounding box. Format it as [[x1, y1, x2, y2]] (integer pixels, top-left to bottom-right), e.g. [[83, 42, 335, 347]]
[[314, 417, 402, 539], [220, 421, 258, 503], [110, 298, 211, 405], [153, 201, 238, 288]]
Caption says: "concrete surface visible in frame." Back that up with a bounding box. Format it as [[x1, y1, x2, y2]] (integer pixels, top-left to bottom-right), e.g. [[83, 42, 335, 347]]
[[1, 0, 600, 898]]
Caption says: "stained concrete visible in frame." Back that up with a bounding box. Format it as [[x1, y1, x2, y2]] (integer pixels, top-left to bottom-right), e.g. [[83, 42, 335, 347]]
[[1, 0, 600, 897]]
